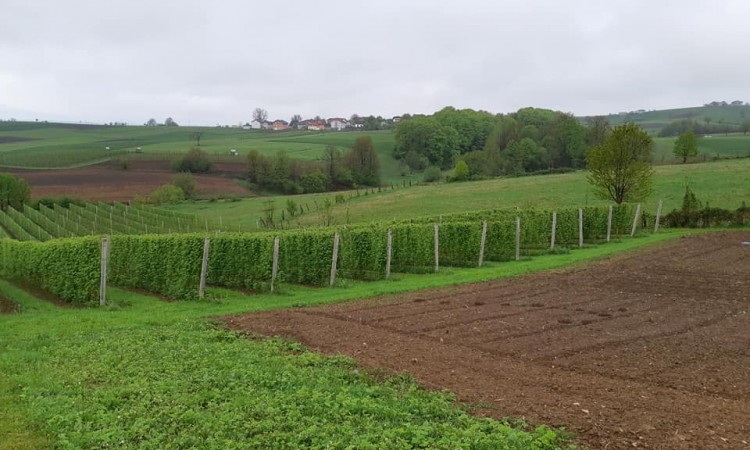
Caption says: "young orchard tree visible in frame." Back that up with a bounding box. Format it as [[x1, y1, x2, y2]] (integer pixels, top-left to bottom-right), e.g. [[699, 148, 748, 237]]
[[586, 123, 654, 205], [673, 130, 698, 163]]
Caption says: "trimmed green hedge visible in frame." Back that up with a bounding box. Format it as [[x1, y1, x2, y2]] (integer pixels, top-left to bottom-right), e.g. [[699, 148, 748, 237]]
[[0, 237, 100, 304]]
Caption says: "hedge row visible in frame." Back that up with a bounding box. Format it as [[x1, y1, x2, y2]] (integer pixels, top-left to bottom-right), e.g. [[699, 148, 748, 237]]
[[0, 237, 100, 304], [0, 205, 643, 303]]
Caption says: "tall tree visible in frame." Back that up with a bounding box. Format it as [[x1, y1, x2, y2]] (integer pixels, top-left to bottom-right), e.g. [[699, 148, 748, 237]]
[[321, 144, 341, 183], [290, 114, 302, 128], [252, 108, 268, 123], [586, 123, 654, 204], [741, 119, 750, 135], [164, 117, 178, 126], [146, 118, 157, 126], [586, 116, 611, 147], [193, 131, 204, 147], [343, 136, 380, 186], [0, 173, 31, 210], [673, 130, 698, 163]]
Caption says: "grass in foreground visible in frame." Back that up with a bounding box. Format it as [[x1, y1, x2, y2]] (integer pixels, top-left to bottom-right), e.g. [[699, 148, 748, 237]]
[[0, 230, 695, 449]]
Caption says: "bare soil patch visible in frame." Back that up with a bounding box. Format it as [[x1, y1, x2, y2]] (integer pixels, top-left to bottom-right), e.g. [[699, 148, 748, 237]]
[[0, 136, 35, 144], [0, 295, 19, 314], [223, 232, 750, 450], [6, 161, 249, 201]]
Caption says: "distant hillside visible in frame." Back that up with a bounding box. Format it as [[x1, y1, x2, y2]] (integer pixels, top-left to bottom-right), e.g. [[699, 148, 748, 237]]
[[583, 102, 750, 134]]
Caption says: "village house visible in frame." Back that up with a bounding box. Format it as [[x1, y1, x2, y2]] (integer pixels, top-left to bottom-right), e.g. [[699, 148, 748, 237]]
[[307, 120, 326, 131], [272, 120, 289, 131], [327, 117, 348, 131]]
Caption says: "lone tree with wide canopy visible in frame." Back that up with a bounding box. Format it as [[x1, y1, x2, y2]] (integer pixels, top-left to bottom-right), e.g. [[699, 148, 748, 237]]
[[586, 123, 654, 204]]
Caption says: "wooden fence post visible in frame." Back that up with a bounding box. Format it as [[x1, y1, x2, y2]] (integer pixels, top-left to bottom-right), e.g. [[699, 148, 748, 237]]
[[385, 229, 392, 279], [271, 236, 279, 292], [515, 217, 521, 261], [198, 237, 210, 299], [606, 205, 613, 242], [578, 208, 584, 248], [550, 212, 557, 251], [434, 223, 439, 273], [330, 232, 340, 286], [478, 220, 488, 267], [99, 236, 109, 306], [654, 199, 663, 233], [630, 203, 641, 237]]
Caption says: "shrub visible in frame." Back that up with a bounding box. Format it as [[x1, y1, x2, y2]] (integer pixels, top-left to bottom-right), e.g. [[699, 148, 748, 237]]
[[450, 160, 470, 182], [422, 166, 443, 183], [171, 148, 212, 173], [300, 171, 329, 194], [149, 184, 185, 205], [171, 172, 196, 198]]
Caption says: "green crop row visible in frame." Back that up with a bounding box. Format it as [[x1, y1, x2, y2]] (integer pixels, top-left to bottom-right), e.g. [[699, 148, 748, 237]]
[[0, 237, 100, 304], [0, 205, 646, 303]]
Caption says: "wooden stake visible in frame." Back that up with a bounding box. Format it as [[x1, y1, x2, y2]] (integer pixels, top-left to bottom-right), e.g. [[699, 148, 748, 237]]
[[330, 232, 340, 286], [654, 199, 663, 233], [478, 220, 488, 267], [631, 203, 641, 237], [271, 237, 279, 292], [606, 205, 613, 242], [198, 237, 210, 299], [99, 236, 109, 306], [433, 223, 440, 273], [550, 212, 557, 250], [385, 229, 392, 279], [515, 217, 521, 261], [578, 208, 584, 248]]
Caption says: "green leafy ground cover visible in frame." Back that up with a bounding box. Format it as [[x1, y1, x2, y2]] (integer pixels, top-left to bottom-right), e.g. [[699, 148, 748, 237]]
[[0, 231, 691, 449]]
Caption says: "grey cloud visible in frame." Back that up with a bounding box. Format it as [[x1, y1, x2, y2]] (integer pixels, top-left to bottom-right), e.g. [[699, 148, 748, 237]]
[[1, 0, 749, 124]]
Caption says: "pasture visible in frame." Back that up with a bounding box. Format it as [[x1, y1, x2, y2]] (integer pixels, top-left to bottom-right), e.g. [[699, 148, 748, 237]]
[[166, 158, 750, 230]]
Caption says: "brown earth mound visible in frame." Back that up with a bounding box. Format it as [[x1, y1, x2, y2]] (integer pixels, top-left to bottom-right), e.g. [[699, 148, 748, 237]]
[[0, 295, 19, 314], [223, 232, 750, 450]]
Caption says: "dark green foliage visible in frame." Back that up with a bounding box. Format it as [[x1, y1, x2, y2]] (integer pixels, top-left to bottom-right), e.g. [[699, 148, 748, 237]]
[[299, 171, 329, 193], [664, 187, 748, 227], [394, 116, 460, 169], [171, 172, 196, 198], [0, 237, 100, 304], [0, 173, 31, 211], [172, 148, 212, 173], [343, 136, 381, 186], [673, 130, 698, 163], [422, 165, 443, 183], [149, 184, 185, 204]]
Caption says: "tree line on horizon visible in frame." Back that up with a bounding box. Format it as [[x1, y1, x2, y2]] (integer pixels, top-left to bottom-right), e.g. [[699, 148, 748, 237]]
[[393, 106, 609, 178]]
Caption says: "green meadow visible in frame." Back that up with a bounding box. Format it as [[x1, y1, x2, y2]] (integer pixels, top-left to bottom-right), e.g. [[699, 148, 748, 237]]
[[166, 158, 750, 230]]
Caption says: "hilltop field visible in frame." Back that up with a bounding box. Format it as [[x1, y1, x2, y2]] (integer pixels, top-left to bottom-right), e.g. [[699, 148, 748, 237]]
[[0, 118, 750, 207]]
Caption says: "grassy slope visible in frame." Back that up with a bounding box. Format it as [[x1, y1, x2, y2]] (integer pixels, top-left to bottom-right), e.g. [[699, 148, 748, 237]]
[[165, 158, 750, 230], [604, 104, 750, 133], [0, 122, 414, 183], [0, 230, 691, 449]]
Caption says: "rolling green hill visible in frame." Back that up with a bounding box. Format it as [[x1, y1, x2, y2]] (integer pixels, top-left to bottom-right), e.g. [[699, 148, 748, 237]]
[[597, 103, 750, 134]]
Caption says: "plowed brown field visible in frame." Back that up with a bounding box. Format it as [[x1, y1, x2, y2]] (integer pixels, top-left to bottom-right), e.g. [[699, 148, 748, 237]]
[[7, 160, 249, 201], [223, 232, 750, 450]]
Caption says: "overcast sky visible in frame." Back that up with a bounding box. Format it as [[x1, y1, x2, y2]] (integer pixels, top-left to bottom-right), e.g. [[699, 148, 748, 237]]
[[1, 0, 748, 125]]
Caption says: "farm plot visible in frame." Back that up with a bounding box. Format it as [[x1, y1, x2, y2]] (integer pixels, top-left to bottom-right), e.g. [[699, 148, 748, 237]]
[[223, 231, 750, 450]]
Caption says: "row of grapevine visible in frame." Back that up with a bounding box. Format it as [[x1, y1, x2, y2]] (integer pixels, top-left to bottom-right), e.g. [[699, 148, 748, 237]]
[[0, 237, 100, 304], [0, 202, 227, 241], [118, 205, 650, 300], [0, 204, 649, 304]]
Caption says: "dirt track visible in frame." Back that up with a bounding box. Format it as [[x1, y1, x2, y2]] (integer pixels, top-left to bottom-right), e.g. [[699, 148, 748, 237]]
[[223, 232, 750, 450]]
